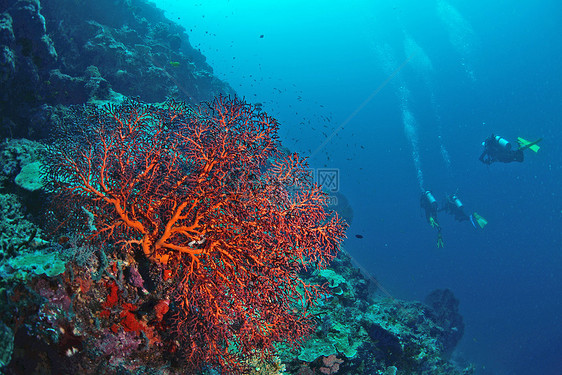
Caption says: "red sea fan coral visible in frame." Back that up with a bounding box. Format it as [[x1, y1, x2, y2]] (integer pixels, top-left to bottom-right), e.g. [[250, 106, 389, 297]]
[[45, 96, 347, 373]]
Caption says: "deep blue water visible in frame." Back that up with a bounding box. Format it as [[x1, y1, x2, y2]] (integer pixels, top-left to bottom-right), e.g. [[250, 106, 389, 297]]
[[154, 1, 561, 374]]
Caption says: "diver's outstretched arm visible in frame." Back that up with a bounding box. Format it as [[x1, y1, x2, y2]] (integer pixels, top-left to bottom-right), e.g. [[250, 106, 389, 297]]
[[479, 152, 492, 165]]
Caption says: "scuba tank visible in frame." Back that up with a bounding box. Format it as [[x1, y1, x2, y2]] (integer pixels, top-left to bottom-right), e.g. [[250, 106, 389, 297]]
[[450, 194, 463, 210], [422, 190, 438, 210], [494, 135, 511, 150], [421, 190, 440, 229]]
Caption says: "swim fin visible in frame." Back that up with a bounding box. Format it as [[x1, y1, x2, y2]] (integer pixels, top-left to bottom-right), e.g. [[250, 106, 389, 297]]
[[437, 232, 444, 248], [517, 137, 542, 153], [470, 212, 488, 229]]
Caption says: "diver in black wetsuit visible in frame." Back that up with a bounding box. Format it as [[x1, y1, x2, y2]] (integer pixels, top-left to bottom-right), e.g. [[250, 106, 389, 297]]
[[440, 193, 488, 229], [420, 190, 444, 248], [479, 134, 542, 165], [441, 194, 470, 222]]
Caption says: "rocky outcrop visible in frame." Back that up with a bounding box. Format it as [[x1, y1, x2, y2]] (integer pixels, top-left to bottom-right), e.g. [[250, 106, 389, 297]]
[[285, 251, 474, 375], [0, 0, 234, 138]]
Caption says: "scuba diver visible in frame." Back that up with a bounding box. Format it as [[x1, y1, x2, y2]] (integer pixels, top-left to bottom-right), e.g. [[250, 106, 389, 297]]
[[421, 190, 444, 248], [440, 193, 488, 229], [479, 134, 542, 165]]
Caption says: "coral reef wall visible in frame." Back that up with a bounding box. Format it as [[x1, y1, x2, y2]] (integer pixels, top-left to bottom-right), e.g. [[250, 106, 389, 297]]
[[0, 0, 234, 139]]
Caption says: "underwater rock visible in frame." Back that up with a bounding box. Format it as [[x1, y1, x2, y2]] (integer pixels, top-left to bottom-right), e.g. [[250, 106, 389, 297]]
[[34, 33, 58, 66], [1, 249, 66, 280], [365, 322, 403, 362], [9, 0, 57, 67], [0, 138, 45, 187], [168, 33, 181, 51], [425, 288, 465, 356], [0, 0, 234, 139], [83, 65, 111, 100], [0, 191, 46, 261], [0, 45, 15, 84], [47, 69, 89, 104], [0, 13, 15, 45], [40, 0, 234, 104], [14, 160, 43, 191], [0, 14, 15, 85], [284, 249, 473, 375], [0, 1, 54, 137], [0, 321, 14, 369], [10, 0, 46, 41]]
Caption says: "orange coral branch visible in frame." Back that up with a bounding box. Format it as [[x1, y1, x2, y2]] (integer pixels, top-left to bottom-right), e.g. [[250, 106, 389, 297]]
[[47, 96, 347, 373]]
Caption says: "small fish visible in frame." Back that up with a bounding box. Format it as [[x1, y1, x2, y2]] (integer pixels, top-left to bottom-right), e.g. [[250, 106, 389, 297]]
[[169, 61, 181, 67], [355, 234, 364, 239]]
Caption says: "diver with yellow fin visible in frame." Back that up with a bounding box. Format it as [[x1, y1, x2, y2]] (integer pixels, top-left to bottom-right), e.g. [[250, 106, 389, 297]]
[[421, 190, 445, 248], [470, 212, 488, 229], [479, 134, 542, 165], [517, 137, 542, 152]]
